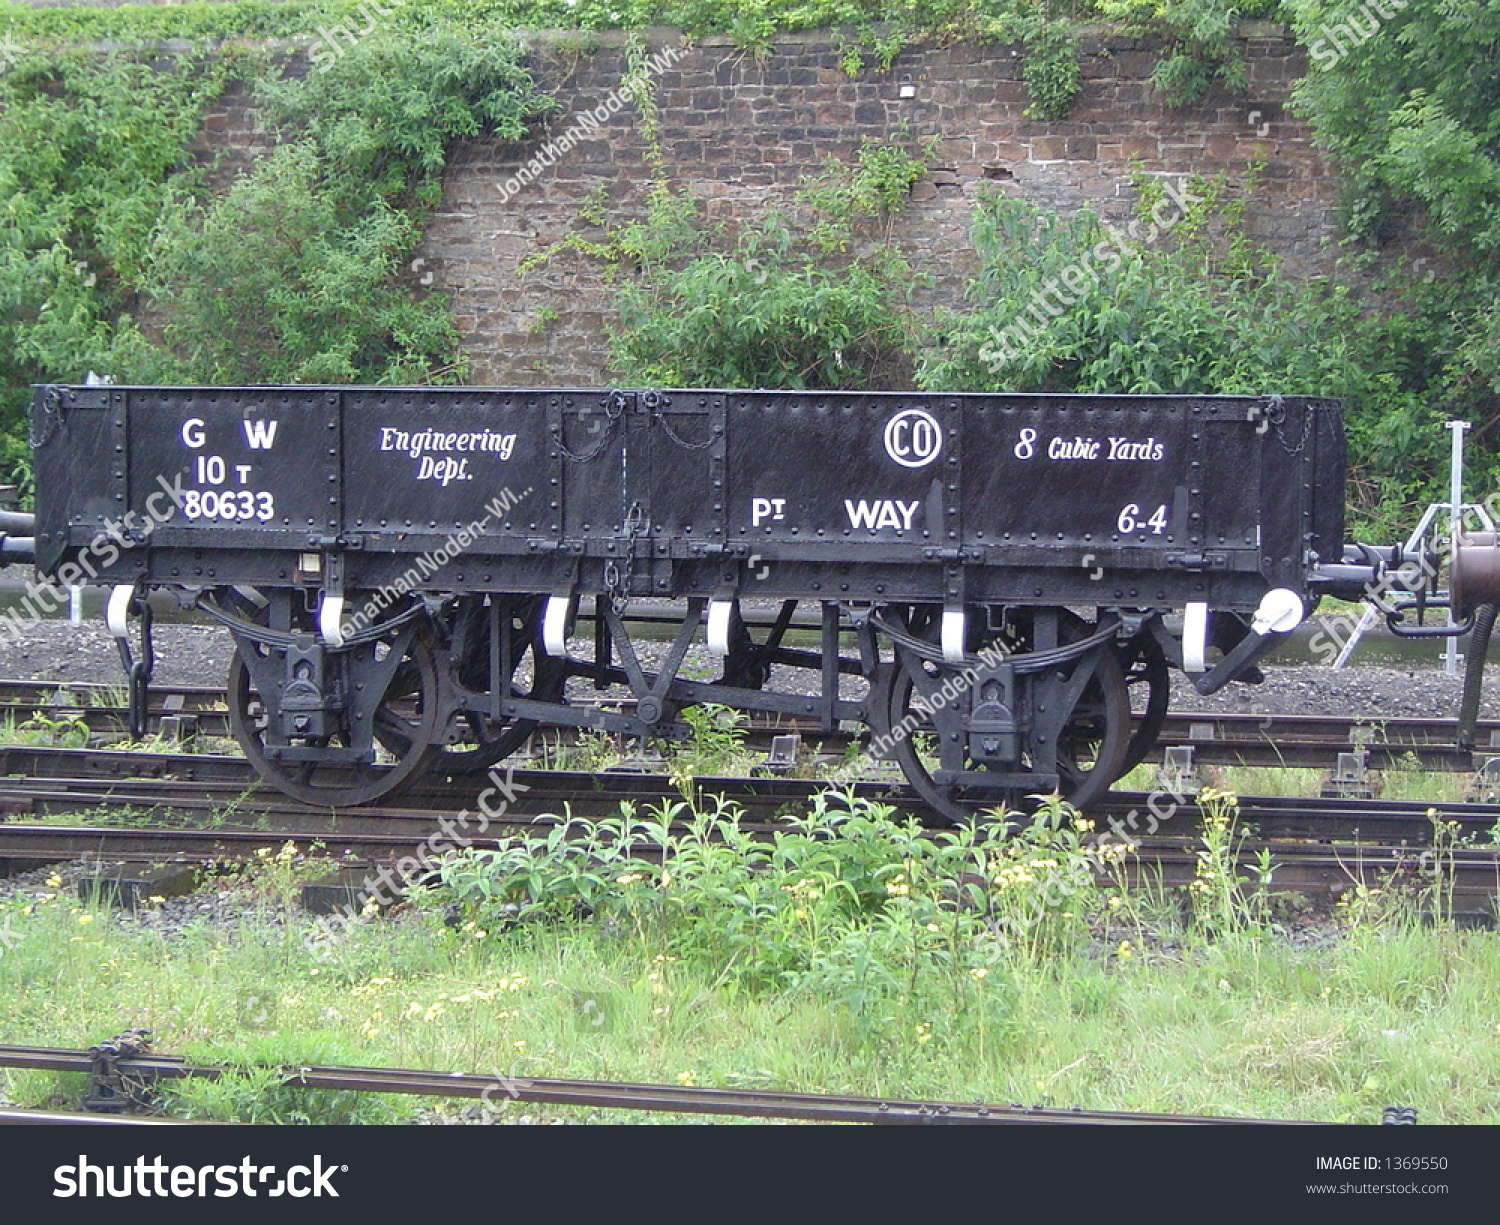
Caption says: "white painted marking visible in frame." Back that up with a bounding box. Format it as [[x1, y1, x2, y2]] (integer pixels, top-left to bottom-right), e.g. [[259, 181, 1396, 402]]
[[942, 607, 966, 664], [1183, 602, 1208, 672], [320, 593, 346, 649], [707, 599, 733, 657], [105, 584, 135, 638], [543, 595, 572, 656]]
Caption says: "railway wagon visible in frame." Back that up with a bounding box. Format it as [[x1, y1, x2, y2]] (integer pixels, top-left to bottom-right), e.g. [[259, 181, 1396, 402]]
[[30, 384, 1348, 819]]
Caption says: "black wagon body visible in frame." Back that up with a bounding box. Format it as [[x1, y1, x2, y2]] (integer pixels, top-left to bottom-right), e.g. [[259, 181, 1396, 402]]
[[30, 384, 1346, 818]]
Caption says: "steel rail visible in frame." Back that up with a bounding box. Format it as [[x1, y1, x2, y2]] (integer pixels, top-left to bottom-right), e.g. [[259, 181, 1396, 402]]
[[0, 1044, 1322, 1125], [3, 741, 1500, 843], [2, 818, 1496, 907]]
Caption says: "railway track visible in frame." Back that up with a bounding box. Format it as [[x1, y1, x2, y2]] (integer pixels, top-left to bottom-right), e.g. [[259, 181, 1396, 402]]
[[3, 742, 1499, 840], [1, 746, 1496, 909], [0, 1042, 1324, 1125], [2, 679, 1495, 772], [5, 822, 1493, 905]]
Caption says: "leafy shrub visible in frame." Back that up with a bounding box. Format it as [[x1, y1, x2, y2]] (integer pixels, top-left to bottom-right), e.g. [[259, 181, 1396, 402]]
[[1287, 0, 1500, 492], [606, 139, 931, 389], [0, 48, 228, 488], [0, 29, 550, 487], [427, 790, 1122, 1015], [150, 32, 551, 385]]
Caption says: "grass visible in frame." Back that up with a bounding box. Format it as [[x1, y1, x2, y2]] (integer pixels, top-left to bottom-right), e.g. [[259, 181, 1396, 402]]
[[1, 793, 1498, 1124], [0, 709, 91, 749], [1116, 761, 1477, 806], [3, 888, 1498, 1123]]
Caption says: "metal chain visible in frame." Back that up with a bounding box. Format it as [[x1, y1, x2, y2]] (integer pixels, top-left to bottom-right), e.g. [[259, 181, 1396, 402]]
[[606, 501, 648, 615], [654, 405, 715, 450], [557, 391, 628, 463], [1262, 393, 1315, 456]]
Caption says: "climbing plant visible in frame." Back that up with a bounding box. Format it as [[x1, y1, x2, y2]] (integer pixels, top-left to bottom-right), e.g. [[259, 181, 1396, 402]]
[[149, 31, 552, 385], [606, 138, 934, 389], [0, 29, 550, 489]]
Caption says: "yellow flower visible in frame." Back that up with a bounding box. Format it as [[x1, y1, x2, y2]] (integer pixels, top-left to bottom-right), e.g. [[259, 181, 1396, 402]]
[[969, 967, 988, 981], [45, 874, 62, 888], [76, 914, 94, 925], [676, 1070, 697, 1086]]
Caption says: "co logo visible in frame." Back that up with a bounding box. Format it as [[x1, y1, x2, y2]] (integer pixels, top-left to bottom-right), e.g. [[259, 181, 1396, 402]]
[[884, 408, 943, 468]]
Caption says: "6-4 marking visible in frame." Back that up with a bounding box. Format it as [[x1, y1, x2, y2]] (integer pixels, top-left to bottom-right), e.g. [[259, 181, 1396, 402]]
[[1118, 503, 1168, 535]]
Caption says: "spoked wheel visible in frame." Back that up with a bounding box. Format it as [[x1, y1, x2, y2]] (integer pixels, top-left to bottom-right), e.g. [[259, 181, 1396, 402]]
[[228, 626, 442, 808], [880, 606, 1132, 824], [1117, 630, 1170, 777], [432, 595, 569, 773], [1052, 646, 1132, 807]]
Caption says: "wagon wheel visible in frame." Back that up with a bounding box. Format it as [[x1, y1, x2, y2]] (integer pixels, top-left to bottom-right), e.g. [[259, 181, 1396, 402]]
[[882, 608, 1131, 824], [228, 628, 442, 808], [433, 595, 569, 773], [1051, 645, 1131, 806], [1117, 630, 1170, 777]]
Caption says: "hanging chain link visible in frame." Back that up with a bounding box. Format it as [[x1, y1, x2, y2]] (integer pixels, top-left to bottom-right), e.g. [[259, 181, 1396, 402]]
[[605, 500, 648, 615], [558, 390, 629, 463]]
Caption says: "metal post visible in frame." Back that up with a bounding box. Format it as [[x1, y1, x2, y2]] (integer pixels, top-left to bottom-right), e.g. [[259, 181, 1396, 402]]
[[1446, 420, 1471, 676]]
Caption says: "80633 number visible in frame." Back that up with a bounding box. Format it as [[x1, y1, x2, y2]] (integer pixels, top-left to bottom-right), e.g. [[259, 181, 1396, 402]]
[[181, 489, 276, 522]]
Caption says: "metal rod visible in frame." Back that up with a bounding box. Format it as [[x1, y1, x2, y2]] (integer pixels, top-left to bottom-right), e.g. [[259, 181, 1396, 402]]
[[0, 1044, 1324, 1125], [1447, 421, 1471, 676]]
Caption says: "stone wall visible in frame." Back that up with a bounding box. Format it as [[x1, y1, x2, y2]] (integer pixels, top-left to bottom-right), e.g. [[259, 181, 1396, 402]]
[[201, 25, 1343, 387]]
